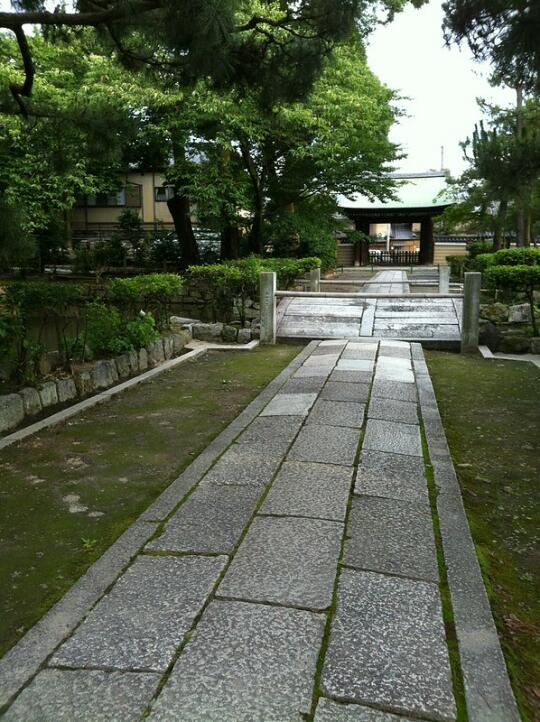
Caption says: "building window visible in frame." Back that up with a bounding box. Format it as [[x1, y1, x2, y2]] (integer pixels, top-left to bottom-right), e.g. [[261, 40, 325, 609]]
[[154, 186, 175, 202], [86, 189, 126, 207]]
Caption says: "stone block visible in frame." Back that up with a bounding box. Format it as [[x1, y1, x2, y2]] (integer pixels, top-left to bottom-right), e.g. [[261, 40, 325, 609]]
[[261, 393, 318, 417], [530, 337, 540, 354], [114, 353, 131, 379], [91, 360, 119, 390], [370, 380, 417, 403], [201, 445, 281, 487], [261, 461, 351, 521], [363, 419, 422, 457], [368, 397, 418, 425], [147, 485, 260, 554], [38, 381, 59, 409], [56, 377, 78, 403], [170, 315, 200, 329], [288, 424, 359, 466], [51, 555, 226, 672], [314, 698, 417, 722], [218, 516, 343, 610], [280, 376, 326, 394], [293, 365, 332, 379], [320, 382, 370, 403], [236, 416, 304, 445], [162, 335, 174, 359], [147, 601, 324, 722], [480, 302, 509, 324], [138, 347, 148, 371], [499, 333, 531, 354], [222, 325, 239, 343], [344, 496, 438, 582], [336, 359, 374, 372], [307, 399, 365, 428], [237, 328, 252, 344], [378, 345, 411, 359], [329, 370, 373, 385], [0, 394, 25, 434], [479, 321, 502, 351], [2, 669, 160, 722], [171, 331, 190, 354], [128, 349, 139, 375], [508, 303, 532, 323], [19, 387, 42, 417], [146, 339, 165, 367], [74, 370, 95, 397], [321, 569, 455, 721], [354, 450, 428, 504], [193, 322, 224, 341]]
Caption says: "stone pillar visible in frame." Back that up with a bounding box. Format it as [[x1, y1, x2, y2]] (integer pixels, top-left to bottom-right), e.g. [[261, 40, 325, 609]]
[[259, 272, 277, 345], [461, 272, 481, 353], [439, 265, 450, 294], [309, 268, 321, 292], [419, 217, 434, 265]]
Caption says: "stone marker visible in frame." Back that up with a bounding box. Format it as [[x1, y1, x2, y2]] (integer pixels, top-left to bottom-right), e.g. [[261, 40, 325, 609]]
[[148, 600, 325, 722], [260, 272, 277, 344], [321, 568, 456, 721], [461, 272, 481, 353], [310, 267, 321, 292], [439, 265, 450, 294]]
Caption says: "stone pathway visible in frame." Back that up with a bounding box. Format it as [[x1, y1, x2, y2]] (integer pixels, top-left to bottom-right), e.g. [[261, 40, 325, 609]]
[[277, 271, 462, 342], [0, 341, 520, 722]]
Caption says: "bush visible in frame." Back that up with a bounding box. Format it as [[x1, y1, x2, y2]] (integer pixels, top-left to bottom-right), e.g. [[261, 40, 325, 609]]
[[491, 248, 540, 266], [485, 265, 540, 335], [109, 274, 183, 328], [471, 253, 496, 272], [125, 312, 159, 348], [467, 240, 493, 258], [85, 302, 132, 355]]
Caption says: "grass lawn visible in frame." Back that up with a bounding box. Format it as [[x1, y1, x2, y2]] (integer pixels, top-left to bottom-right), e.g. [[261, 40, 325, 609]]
[[426, 351, 540, 722], [0, 344, 302, 657]]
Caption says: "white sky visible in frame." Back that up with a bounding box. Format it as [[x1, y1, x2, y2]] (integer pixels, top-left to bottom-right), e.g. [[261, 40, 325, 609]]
[[366, 0, 515, 175]]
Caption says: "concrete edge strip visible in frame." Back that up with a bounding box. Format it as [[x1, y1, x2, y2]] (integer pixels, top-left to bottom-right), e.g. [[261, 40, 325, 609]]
[[479, 345, 540, 369], [0, 341, 316, 709], [412, 343, 521, 722]]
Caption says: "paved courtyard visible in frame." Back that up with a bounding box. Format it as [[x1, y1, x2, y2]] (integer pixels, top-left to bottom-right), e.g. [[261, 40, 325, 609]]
[[0, 341, 518, 722], [277, 270, 463, 341]]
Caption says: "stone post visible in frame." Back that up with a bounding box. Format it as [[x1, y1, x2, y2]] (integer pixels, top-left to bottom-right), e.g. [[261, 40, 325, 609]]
[[461, 272, 481, 353], [439, 265, 450, 294], [309, 268, 321, 292], [259, 272, 277, 345]]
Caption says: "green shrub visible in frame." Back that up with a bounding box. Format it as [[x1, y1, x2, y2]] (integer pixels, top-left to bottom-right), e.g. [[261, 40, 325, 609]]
[[125, 312, 159, 348], [85, 302, 132, 355], [485, 265, 540, 334], [467, 240, 493, 258], [109, 274, 183, 328], [471, 253, 496, 271], [491, 248, 540, 266]]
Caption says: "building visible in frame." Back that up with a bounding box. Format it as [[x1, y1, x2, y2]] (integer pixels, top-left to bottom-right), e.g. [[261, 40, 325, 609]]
[[336, 171, 452, 266]]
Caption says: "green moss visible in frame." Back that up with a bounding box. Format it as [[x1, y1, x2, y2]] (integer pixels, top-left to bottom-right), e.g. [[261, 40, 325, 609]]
[[0, 344, 302, 656], [425, 351, 540, 722]]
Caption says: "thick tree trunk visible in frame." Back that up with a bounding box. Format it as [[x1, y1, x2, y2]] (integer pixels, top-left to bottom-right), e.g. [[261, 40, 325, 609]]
[[167, 192, 200, 269], [249, 191, 264, 255], [492, 199, 508, 251], [220, 219, 240, 260], [355, 220, 371, 266]]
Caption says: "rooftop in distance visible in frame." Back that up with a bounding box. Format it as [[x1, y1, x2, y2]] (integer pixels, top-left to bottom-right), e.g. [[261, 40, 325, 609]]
[[338, 171, 452, 210]]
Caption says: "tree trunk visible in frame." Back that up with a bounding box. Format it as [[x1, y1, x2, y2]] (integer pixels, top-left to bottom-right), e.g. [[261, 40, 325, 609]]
[[167, 192, 200, 269], [220, 220, 240, 260], [249, 191, 264, 255], [516, 86, 527, 247], [492, 199, 508, 251]]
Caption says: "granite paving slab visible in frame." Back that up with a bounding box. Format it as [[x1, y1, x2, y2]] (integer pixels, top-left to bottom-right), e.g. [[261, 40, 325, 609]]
[[370, 380, 417, 402], [217, 516, 343, 610], [363, 419, 422, 457], [320, 381, 370, 403], [303, 354, 339, 366], [2, 669, 160, 722], [319, 339, 349, 346], [314, 698, 421, 722], [376, 356, 412, 370], [336, 359, 375, 372], [145, 485, 261, 554], [307, 399, 365, 428], [279, 319, 362, 339], [344, 496, 438, 582], [201, 445, 280, 486], [293, 364, 334, 378], [148, 600, 325, 722], [354, 450, 428, 504], [368, 397, 419, 425], [373, 367, 415, 383], [321, 568, 456, 721], [261, 392, 318, 416], [261, 461, 351, 521], [286, 304, 364, 318], [280, 376, 327, 393], [329, 369, 373, 385], [378, 346, 411, 359], [51, 555, 227, 672], [235, 415, 304, 444], [341, 348, 377, 360], [288, 424, 360, 466]]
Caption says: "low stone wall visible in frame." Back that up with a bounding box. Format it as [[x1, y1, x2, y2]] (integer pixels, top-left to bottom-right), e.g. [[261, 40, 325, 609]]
[[0, 330, 192, 436], [189, 322, 259, 344], [479, 302, 540, 353]]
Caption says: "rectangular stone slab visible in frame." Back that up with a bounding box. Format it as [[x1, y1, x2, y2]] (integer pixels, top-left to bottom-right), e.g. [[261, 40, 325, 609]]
[[51, 555, 227, 671], [370, 380, 417, 402], [2, 669, 160, 722], [336, 359, 375, 372], [314, 698, 420, 722], [261, 461, 351, 521], [329, 370, 374, 385], [292, 364, 334, 379], [288, 424, 360, 466], [217, 516, 343, 610], [320, 382, 370, 403], [374, 367, 415, 384], [321, 568, 456, 721], [201, 445, 281, 487], [261, 393, 318, 417], [341, 348, 377, 360], [368, 397, 419, 425], [363, 419, 422, 457], [378, 346, 411, 359], [146, 485, 261, 554], [286, 304, 364, 318], [235, 416, 304, 445], [148, 600, 325, 722], [354, 450, 428, 504], [344, 496, 438, 582], [307, 399, 365, 428]]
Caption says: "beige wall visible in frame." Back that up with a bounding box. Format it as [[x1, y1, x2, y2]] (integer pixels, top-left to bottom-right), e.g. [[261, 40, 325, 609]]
[[434, 243, 467, 265]]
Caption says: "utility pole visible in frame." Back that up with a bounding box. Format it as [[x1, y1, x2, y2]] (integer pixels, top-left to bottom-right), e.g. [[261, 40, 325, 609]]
[[516, 85, 527, 246]]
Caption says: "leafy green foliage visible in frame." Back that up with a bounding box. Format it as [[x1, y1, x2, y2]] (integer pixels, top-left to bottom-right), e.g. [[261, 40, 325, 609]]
[[491, 247, 540, 266], [467, 240, 493, 258], [84, 302, 131, 356], [109, 273, 183, 327]]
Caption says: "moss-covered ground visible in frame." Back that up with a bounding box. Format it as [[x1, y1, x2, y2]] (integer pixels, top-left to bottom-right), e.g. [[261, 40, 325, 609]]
[[0, 344, 302, 657], [426, 351, 540, 722]]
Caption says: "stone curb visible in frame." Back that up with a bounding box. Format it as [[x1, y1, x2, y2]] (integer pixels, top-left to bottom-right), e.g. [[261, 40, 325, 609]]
[[412, 344, 521, 722], [0, 341, 315, 710]]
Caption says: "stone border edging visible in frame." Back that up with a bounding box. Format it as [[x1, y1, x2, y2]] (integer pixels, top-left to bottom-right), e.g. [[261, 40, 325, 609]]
[[0, 341, 316, 710], [412, 343, 522, 722]]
